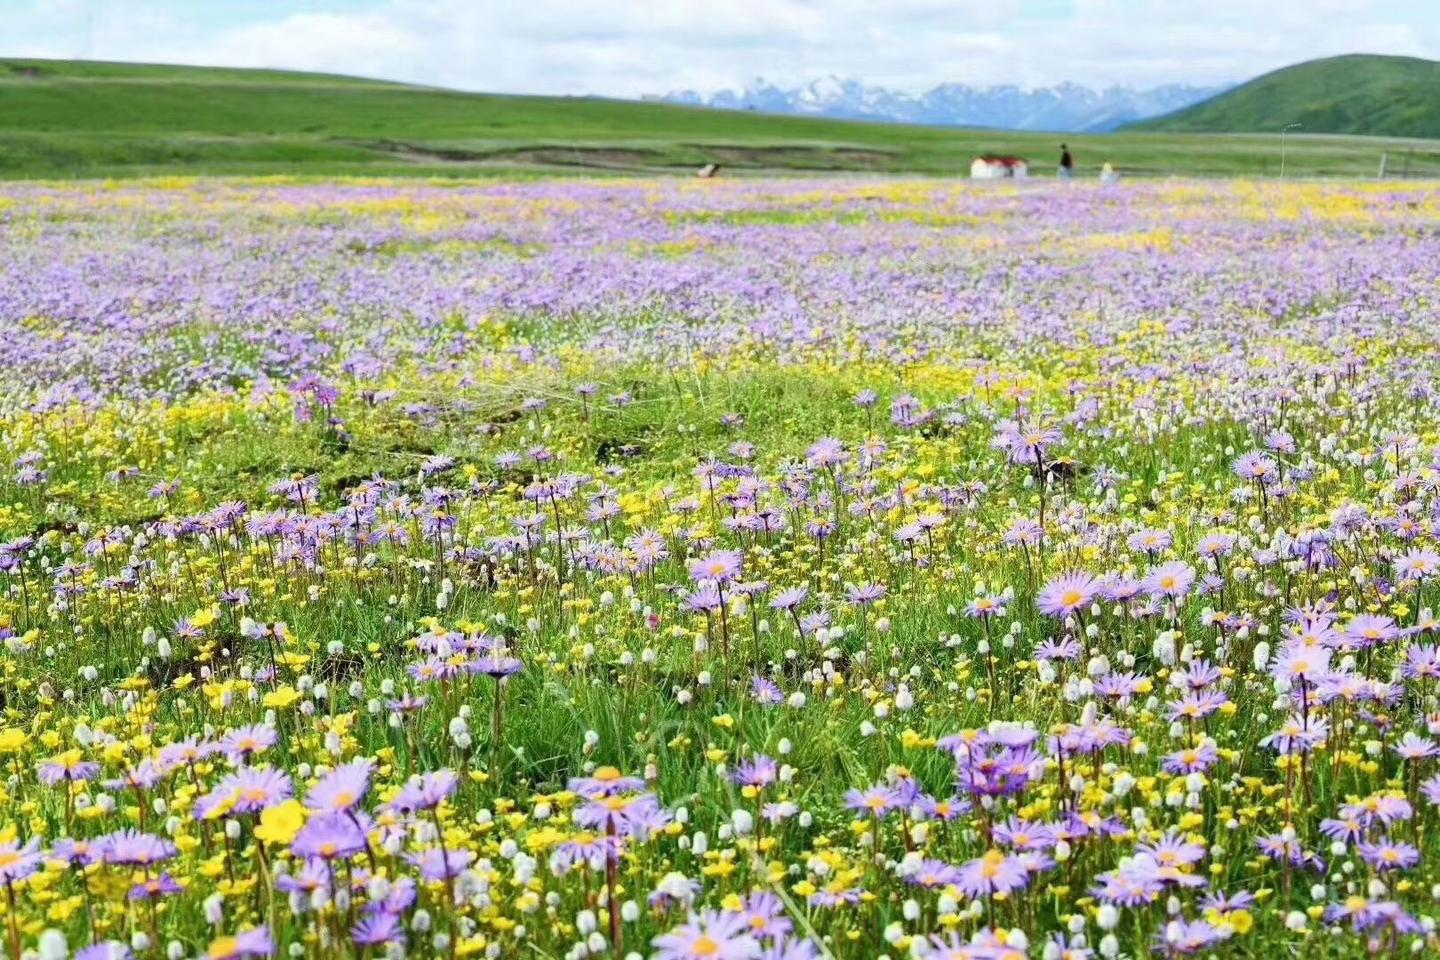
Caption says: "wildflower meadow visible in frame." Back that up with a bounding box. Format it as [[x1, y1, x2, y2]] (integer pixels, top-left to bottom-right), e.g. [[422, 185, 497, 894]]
[[3, 176, 1440, 960]]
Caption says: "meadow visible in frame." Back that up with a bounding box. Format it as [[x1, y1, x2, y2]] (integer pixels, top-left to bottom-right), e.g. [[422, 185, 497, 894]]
[[1, 175, 1440, 960], [5, 59, 1440, 180]]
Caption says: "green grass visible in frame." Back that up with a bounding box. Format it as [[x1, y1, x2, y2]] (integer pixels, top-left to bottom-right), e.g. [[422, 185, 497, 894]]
[[3, 57, 1440, 180], [1134, 54, 1440, 138]]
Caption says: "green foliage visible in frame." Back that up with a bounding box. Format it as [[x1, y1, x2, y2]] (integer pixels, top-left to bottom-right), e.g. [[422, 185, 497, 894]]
[[1134, 54, 1440, 138], [2, 57, 1439, 180]]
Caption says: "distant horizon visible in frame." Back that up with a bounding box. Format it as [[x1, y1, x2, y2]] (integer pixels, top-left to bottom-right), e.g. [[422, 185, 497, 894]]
[[653, 73, 1237, 99], [5, 52, 1243, 99], [6, 1, 1437, 98]]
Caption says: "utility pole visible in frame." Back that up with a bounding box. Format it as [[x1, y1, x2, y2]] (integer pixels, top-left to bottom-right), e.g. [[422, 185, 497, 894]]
[[1280, 122, 1302, 179]]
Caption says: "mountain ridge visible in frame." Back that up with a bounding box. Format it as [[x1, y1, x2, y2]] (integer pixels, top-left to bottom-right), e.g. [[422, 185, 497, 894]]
[[1131, 54, 1440, 137], [654, 76, 1231, 132]]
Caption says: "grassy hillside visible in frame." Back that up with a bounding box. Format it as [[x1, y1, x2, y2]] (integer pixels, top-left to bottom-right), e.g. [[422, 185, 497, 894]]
[[2, 57, 1439, 180], [1134, 54, 1440, 138]]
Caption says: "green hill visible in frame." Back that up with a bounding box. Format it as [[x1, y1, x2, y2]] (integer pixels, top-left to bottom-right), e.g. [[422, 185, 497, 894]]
[[1133, 54, 1440, 137], [2, 57, 1439, 180]]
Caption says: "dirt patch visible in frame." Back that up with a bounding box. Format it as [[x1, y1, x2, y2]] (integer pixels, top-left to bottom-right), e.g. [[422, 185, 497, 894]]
[[499, 147, 662, 168], [350, 140, 661, 169], [345, 139, 898, 172], [685, 145, 896, 170]]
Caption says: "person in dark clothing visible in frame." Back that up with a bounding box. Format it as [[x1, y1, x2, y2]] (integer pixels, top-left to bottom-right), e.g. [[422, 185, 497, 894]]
[[1059, 143, 1074, 180]]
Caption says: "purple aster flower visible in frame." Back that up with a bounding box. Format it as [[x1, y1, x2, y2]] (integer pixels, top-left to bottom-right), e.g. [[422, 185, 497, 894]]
[[37, 754, 101, 785], [1037, 572, 1098, 617], [1162, 743, 1218, 775], [1358, 838, 1421, 872], [198, 767, 294, 818], [1136, 834, 1206, 869], [844, 784, 900, 817], [550, 833, 625, 875], [307, 759, 374, 814], [128, 872, 184, 901], [274, 859, 329, 895], [1144, 561, 1196, 600], [965, 595, 1006, 618], [574, 792, 670, 838], [1394, 549, 1440, 581], [47, 837, 102, 868], [652, 909, 759, 960], [290, 812, 370, 862], [204, 927, 273, 960], [1233, 451, 1278, 482], [731, 756, 779, 790], [751, 676, 783, 706], [352, 911, 406, 947], [96, 830, 177, 867], [1260, 715, 1329, 754], [738, 892, 792, 941], [1345, 614, 1400, 648], [769, 586, 809, 612], [1256, 834, 1325, 872], [688, 550, 743, 585], [905, 859, 962, 889], [953, 850, 1029, 898], [844, 582, 887, 606], [1091, 863, 1165, 907], [157, 737, 216, 771], [472, 654, 523, 679], [569, 767, 647, 798], [386, 769, 458, 816], [0, 838, 44, 884], [367, 876, 417, 915], [76, 944, 133, 960], [806, 437, 848, 469], [682, 585, 724, 614], [1128, 528, 1173, 553], [408, 846, 476, 882], [991, 818, 1056, 852], [219, 724, 278, 764], [1155, 919, 1224, 956]]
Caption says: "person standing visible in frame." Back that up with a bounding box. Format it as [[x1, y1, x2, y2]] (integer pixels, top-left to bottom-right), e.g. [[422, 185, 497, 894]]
[[1059, 143, 1075, 180]]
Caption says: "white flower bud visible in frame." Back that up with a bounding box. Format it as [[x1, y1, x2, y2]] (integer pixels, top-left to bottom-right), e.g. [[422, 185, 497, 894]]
[[37, 930, 67, 960]]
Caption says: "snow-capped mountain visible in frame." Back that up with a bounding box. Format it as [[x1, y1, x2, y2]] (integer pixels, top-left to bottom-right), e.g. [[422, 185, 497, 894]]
[[653, 77, 1230, 133]]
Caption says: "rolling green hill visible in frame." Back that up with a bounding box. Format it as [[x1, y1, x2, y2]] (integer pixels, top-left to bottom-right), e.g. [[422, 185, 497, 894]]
[[1133, 54, 1440, 138], [2, 57, 1438, 180]]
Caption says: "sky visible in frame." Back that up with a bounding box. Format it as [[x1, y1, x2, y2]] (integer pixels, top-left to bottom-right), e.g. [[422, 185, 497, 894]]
[[6, 0, 1437, 95]]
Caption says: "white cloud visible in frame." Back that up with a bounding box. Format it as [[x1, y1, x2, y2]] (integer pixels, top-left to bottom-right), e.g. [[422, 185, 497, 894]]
[[202, 11, 424, 76], [5, 0, 1437, 94]]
